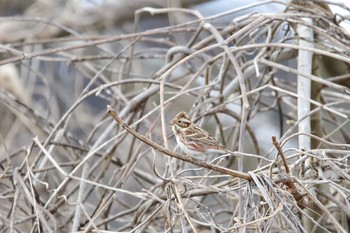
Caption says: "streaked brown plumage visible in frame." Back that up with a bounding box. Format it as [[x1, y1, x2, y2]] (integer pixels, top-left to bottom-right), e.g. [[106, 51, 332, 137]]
[[170, 112, 230, 156]]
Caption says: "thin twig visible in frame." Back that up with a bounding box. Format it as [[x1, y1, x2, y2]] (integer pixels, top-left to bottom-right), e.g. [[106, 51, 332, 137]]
[[272, 136, 290, 174]]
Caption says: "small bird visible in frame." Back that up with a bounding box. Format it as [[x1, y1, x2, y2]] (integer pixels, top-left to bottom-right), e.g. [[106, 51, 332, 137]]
[[170, 111, 232, 157]]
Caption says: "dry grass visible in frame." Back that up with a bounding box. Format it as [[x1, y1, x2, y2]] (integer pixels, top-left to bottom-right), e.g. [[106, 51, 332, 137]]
[[0, 0, 350, 232]]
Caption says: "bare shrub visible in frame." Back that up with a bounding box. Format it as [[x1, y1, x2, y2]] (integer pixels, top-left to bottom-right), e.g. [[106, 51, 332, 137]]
[[0, 0, 350, 232]]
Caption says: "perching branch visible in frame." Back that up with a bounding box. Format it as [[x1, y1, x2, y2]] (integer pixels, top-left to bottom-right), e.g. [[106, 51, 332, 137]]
[[107, 105, 252, 181]]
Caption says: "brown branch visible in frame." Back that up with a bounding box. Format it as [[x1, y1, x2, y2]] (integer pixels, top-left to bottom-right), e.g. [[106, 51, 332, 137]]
[[275, 177, 309, 209], [272, 136, 290, 174], [272, 137, 310, 209], [107, 105, 252, 181]]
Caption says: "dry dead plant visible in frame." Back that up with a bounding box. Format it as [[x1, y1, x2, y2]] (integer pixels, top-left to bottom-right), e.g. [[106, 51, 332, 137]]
[[0, 0, 350, 232]]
